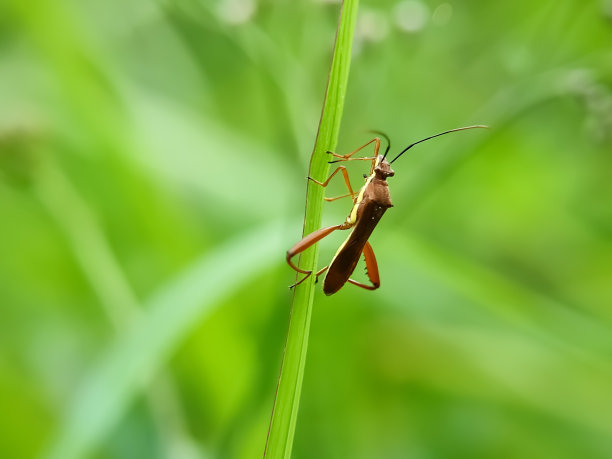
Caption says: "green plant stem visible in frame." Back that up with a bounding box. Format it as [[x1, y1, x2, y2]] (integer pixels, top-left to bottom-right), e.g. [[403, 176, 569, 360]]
[[264, 1, 359, 457]]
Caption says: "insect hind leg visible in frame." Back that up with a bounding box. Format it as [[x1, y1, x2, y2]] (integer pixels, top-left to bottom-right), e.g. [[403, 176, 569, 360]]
[[346, 241, 380, 291]]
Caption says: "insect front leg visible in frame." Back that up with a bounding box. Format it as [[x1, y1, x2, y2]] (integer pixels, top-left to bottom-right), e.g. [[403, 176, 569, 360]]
[[323, 193, 353, 202], [327, 137, 381, 163], [308, 166, 356, 201], [286, 224, 344, 288]]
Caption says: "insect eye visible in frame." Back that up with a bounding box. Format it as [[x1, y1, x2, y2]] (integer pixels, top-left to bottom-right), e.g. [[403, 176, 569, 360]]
[[363, 173, 367, 179]]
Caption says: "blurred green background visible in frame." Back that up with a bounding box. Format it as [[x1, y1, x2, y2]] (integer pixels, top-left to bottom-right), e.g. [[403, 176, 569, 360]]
[[1, 0, 612, 458]]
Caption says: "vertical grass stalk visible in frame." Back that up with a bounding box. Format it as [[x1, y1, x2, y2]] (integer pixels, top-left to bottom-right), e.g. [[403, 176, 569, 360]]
[[264, 0, 359, 457]]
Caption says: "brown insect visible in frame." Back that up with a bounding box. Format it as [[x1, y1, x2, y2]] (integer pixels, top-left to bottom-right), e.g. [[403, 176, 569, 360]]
[[287, 125, 487, 295]]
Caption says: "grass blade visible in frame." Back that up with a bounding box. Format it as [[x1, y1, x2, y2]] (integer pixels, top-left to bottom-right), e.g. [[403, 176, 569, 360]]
[[264, 1, 360, 457]]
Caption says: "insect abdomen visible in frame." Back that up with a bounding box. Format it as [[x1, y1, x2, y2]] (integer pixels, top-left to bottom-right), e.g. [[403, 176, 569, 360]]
[[323, 203, 388, 295]]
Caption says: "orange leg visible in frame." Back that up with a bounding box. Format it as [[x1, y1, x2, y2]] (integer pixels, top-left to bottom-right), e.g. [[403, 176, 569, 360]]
[[290, 265, 329, 289], [346, 241, 380, 291], [313, 265, 329, 284], [324, 192, 353, 202], [286, 224, 347, 288], [329, 156, 376, 164], [327, 137, 381, 166], [308, 166, 356, 199]]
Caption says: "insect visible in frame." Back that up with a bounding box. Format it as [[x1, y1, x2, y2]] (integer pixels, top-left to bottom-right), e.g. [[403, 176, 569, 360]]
[[286, 125, 487, 295]]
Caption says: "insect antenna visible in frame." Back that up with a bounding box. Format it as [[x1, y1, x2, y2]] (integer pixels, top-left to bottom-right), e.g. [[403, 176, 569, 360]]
[[369, 130, 391, 159], [389, 125, 488, 164]]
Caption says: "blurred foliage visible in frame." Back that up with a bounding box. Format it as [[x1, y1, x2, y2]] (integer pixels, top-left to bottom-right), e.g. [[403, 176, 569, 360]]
[[0, 0, 611, 458]]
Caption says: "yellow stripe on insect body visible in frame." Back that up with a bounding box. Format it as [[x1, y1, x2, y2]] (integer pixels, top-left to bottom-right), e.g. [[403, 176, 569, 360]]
[[348, 175, 373, 224]]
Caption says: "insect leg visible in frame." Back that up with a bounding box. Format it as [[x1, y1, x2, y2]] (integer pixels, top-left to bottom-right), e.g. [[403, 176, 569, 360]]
[[346, 241, 380, 291], [287, 224, 344, 288], [327, 137, 381, 161], [308, 166, 355, 198], [290, 265, 328, 288], [324, 193, 353, 202], [314, 265, 329, 284]]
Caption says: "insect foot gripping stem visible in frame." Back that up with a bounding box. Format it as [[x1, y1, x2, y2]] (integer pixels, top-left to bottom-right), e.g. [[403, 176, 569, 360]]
[[286, 224, 345, 288]]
